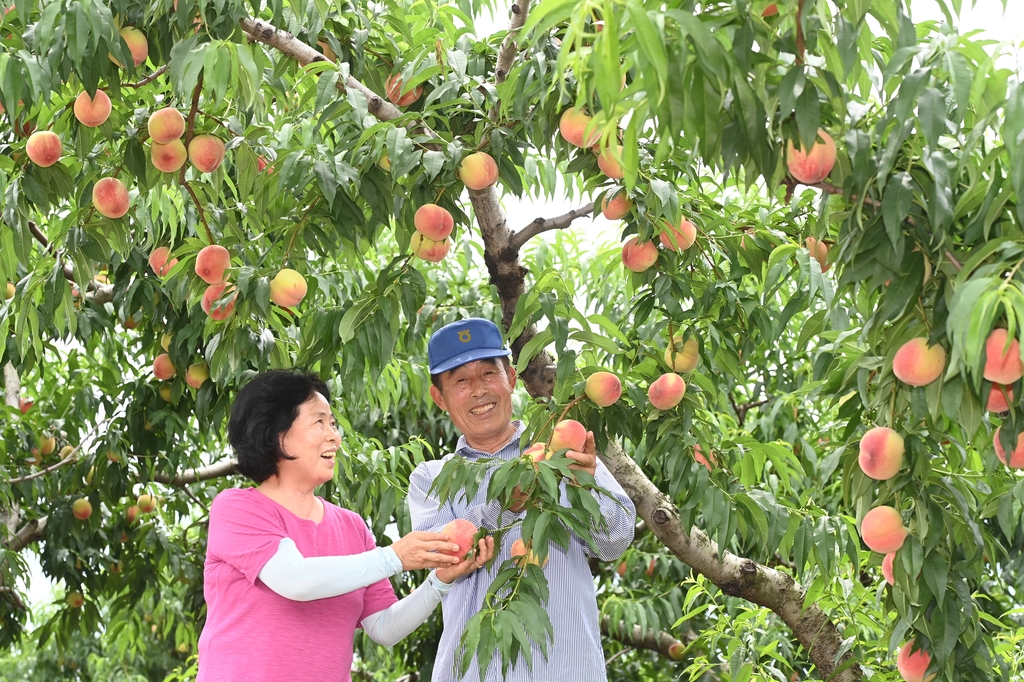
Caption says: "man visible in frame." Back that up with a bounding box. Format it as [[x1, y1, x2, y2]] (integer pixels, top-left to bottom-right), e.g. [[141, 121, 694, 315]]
[[408, 318, 636, 682]]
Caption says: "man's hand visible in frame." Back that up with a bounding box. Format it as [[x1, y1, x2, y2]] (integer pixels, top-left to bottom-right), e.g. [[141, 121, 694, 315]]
[[565, 430, 597, 477], [434, 536, 495, 584], [508, 485, 529, 513]]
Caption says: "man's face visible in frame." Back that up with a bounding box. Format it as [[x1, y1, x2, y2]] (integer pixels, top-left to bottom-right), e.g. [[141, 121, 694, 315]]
[[429, 359, 517, 451]]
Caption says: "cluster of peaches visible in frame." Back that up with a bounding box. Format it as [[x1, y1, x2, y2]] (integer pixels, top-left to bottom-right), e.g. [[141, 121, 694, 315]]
[[21, 26, 233, 222], [855, 327, 1023, 681]]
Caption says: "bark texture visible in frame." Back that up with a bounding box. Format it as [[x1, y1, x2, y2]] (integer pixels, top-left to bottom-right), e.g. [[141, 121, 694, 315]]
[[602, 441, 860, 680]]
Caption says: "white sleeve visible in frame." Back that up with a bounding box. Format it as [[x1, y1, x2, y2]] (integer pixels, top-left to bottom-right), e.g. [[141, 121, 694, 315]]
[[360, 572, 454, 646], [256, 537, 403, 601]]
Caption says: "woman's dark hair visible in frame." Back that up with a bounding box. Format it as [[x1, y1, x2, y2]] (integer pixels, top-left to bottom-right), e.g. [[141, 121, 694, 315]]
[[228, 369, 331, 483]]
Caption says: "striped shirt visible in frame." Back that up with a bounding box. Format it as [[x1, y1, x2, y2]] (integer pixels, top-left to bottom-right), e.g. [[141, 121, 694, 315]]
[[408, 421, 636, 682]]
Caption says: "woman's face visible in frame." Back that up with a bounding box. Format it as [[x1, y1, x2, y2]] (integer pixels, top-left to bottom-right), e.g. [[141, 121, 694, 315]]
[[277, 392, 341, 489]]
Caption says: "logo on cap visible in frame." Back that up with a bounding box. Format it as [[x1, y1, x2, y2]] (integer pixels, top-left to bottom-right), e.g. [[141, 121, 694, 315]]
[[458, 330, 472, 343]]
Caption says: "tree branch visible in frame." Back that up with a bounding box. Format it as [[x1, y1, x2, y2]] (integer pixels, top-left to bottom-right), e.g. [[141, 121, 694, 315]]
[[7, 446, 78, 484], [600, 440, 862, 681], [4, 517, 47, 553], [152, 459, 237, 485], [0, 585, 27, 611], [27, 221, 114, 304], [123, 65, 169, 89], [238, 17, 403, 123], [600, 616, 686, 659], [489, 0, 533, 121], [466, 185, 556, 397], [3, 362, 19, 409], [508, 202, 594, 252]]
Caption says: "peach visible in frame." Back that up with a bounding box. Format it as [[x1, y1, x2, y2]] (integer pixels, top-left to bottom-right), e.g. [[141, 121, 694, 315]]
[[109, 27, 149, 67], [559, 107, 599, 148], [458, 151, 499, 190], [149, 247, 178, 277], [160, 332, 173, 351], [153, 353, 176, 380], [92, 177, 131, 218], [693, 444, 717, 471], [126, 505, 140, 523], [377, 154, 390, 172], [74, 90, 112, 127], [668, 641, 686, 660], [385, 74, 423, 107], [195, 244, 230, 284], [897, 640, 936, 682], [66, 592, 85, 608], [645, 557, 656, 577], [26, 130, 62, 167], [550, 419, 587, 452], [151, 139, 188, 173], [621, 237, 658, 273], [616, 561, 626, 577], [185, 362, 209, 389], [510, 539, 548, 569], [993, 427, 1024, 469], [984, 328, 1024, 384], [987, 384, 1013, 413], [762, 3, 778, 16], [584, 371, 622, 407], [270, 268, 307, 307], [106, 448, 120, 463], [201, 282, 237, 321], [858, 426, 904, 480], [601, 190, 632, 220], [892, 338, 945, 387], [39, 435, 56, 455], [410, 232, 450, 262], [882, 552, 896, 586], [786, 128, 836, 185], [148, 107, 185, 144], [805, 236, 830, 272], [665, 335, 699, 372], [19, 398, 32, 413], [5, 282, 14, 300], [860, 505, 908, 553], [648, 373, 686, 410], [439, 519, 478, 558], [72, 498, 92, 520], [523, 442, 552, 462], [597, 145, 624, 179], [414, 204, 454, 241], [660, 218, 696, 251], [60, 445, 75, 459], [159, 385, 172, 402], [137, 494, 158, 513], [258, 155, 270, 172], [188, 134, 226, 173]]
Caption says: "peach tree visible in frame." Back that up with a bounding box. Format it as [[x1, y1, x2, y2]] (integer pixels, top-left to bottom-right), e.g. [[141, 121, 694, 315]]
[[1, 0, 1023, 680]]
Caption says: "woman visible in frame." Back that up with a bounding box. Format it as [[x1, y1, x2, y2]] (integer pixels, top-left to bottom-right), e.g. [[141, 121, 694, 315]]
[[197, 369, 493, 681]]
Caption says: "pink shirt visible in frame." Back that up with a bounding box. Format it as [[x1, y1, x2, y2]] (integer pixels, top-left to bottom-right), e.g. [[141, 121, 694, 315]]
[[197, 488, 398, 682]]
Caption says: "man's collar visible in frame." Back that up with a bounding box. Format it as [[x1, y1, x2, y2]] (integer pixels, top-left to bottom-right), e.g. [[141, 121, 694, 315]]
[[455, 420, 525, 457]]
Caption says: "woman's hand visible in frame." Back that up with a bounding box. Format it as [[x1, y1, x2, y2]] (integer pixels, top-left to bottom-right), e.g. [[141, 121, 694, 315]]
[[434, 536, 495, 584], [390, 531, 463, 571]]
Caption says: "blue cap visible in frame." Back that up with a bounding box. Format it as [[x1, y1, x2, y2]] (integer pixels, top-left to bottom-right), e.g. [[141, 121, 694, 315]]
[[428, 318, 512, 375]]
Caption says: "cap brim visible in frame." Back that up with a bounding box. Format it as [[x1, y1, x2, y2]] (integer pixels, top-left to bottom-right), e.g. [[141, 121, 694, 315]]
[[430, 348, 512, 375]]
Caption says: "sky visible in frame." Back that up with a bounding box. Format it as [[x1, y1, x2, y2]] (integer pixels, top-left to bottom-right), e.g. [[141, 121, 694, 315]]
[[17, 0, 1024, 625]]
